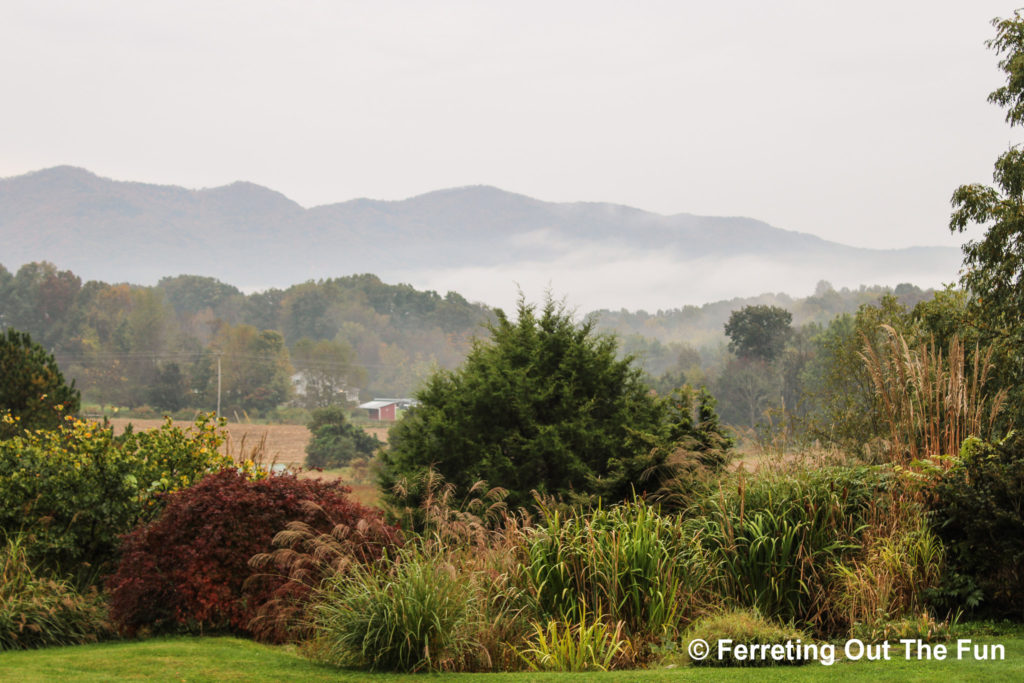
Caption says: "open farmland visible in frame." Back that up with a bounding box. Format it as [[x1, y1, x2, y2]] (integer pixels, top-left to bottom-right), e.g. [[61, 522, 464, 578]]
[[105, 418, 389, 470]]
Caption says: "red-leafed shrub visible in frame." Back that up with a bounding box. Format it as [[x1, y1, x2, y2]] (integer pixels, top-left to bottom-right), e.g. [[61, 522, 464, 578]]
[[106, 469, 400, 641]]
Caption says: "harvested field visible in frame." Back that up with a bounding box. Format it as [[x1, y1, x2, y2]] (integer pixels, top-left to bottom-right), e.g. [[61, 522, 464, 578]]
[[105, 418, 390, 474], [107, 418, 313, 467]]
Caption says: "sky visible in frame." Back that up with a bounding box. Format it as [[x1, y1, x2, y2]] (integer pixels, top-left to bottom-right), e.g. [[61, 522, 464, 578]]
[[1, 1, 1019, 258]]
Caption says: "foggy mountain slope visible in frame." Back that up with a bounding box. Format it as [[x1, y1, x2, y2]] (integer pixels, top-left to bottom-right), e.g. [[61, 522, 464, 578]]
[[1, 167, 960, 307]]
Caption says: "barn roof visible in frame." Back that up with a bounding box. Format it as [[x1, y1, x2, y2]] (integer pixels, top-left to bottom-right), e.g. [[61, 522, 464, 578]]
[[358, 400, 397, 410], [359, 397, 418, 408]]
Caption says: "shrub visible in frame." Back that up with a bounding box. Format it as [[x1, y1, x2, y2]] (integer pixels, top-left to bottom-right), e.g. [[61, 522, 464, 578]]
[[836, 497, 946, 633], [126, 405, 159, 420], [0, 415, 229, 575], [310, 471, 533, 672], [311, 546, 491, 672], [0, 328, 80, 439], [928, 433, 1024, 618], [848, 612, 953, 645], [0, 534, 112, 650], [524, 498, 709, 646], [515, 606, 629, 672], [682, 609, 811, 667], [379, 297, 669, 513], [305, 405, 381, 469], [266, 405, 311, 425], [683, 465, 888, 635], [107, 469, 398, 640]]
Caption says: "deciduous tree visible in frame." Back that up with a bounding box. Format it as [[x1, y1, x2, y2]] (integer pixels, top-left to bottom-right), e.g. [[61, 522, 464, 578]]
[[212, 325, 293, 416], [304, 405, 380, 468], [950, 11, 1024, 427], [724, 305, 792, 362], [291, 338, 365, 409]]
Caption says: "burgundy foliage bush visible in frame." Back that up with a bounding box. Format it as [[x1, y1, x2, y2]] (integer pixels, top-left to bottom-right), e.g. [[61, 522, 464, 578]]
[[106, 469, 400, 641]]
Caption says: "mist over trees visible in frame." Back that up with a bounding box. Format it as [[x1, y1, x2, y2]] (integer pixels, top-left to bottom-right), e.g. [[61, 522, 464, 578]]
[[0, 260, 943, 429], [590, 282, 936, 430], [0, 264, 492, 416]]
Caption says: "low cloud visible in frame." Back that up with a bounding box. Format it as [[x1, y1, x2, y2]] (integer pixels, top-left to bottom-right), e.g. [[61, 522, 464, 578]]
[[398, 245, 962, 313]]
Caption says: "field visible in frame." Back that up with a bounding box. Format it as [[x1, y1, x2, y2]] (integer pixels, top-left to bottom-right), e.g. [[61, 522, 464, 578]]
[[105, 418, 388, 506], [106, 418, 389, 466]]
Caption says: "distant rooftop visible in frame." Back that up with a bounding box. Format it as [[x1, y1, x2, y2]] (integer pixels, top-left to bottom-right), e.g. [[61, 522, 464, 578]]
[[358, 398, 417, 410]]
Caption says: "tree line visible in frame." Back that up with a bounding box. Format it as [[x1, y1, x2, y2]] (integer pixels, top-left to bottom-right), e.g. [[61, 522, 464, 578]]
[[1, 260, 957, 428], [0, 266, 491, 416]]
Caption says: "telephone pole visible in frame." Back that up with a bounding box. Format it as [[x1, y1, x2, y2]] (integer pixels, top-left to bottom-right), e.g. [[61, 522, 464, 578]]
[[216, 353, 222, 419]]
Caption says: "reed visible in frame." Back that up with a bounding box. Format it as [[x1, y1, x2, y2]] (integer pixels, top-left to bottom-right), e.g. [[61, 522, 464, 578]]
[[0, 533, 112, 650], [860, 325, 1006, 464], [524, 498, 711, 642], [311, 546, 488, 672], [308, 469, 533, 672], [515, 603, 629, 672], [683, 466, 882, 635], [835, 497, 946, 633]]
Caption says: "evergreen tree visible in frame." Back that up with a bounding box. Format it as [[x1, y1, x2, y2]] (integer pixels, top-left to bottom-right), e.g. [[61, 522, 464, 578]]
[[304, 405, 381, 468], [0, 329, 80, 438], [379, 297, 722, 512], [148, 362, 187, 412]]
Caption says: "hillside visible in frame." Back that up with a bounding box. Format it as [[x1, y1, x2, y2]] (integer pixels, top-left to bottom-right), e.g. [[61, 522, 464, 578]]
[[1, 167, 960, 308]]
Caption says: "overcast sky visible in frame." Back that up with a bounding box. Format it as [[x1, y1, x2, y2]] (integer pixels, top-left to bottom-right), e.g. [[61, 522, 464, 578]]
[[1, 1, 1018, 252]]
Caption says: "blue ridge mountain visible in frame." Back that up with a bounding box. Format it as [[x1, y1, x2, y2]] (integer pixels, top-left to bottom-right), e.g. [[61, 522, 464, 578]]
[[1, 166, 959, 297]]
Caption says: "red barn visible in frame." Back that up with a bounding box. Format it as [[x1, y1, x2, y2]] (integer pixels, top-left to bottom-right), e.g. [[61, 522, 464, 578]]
[[357, 398, 417, 421]]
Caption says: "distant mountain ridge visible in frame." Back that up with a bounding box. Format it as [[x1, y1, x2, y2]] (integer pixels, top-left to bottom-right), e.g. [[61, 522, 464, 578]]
[[1, 166, 961, 304]]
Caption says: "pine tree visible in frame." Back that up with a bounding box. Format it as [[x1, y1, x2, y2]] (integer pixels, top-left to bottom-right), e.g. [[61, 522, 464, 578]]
[[0, 328, 80, 438]]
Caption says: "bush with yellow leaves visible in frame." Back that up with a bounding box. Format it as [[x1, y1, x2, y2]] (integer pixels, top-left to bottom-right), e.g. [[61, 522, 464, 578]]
[[0, 413, 231, 576]]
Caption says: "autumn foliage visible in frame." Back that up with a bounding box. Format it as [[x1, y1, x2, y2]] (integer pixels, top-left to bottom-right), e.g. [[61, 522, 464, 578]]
[[107, 469, 399, 641], [0, 415, 229, 573]]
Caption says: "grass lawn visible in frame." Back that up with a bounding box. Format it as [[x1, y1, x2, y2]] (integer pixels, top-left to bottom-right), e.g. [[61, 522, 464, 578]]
[[1, 635, 1021, 681]]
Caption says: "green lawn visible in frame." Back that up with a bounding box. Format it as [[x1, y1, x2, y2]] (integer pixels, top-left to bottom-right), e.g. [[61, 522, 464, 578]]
[[1, 635, 1022, 681]]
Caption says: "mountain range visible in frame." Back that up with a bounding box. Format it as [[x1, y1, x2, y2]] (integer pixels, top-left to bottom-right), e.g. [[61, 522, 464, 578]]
[[0, 166, 962, 310]]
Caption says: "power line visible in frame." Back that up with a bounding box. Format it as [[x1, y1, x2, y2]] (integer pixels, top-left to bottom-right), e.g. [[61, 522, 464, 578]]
[[54, 349, 415, 369]]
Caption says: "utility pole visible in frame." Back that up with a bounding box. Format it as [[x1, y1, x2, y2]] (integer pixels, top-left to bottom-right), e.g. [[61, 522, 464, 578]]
[[216, 353, 222, 419]]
